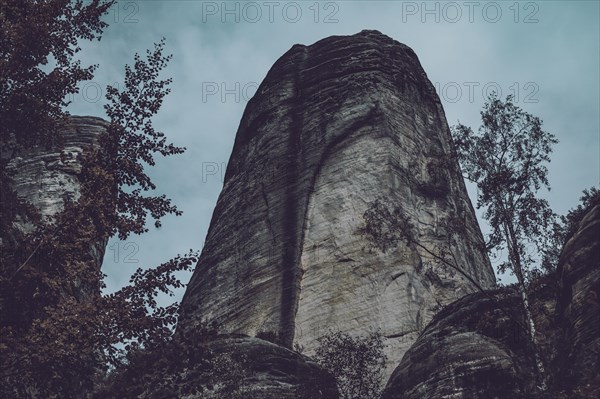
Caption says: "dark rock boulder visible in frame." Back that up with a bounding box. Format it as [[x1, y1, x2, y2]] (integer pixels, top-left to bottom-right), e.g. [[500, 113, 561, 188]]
[[201, 335, 340, 399], [381, 288, 538, 399], [382, 203, 600, 398], [554, 203, 600, 397], [94, 335, 339, 399]]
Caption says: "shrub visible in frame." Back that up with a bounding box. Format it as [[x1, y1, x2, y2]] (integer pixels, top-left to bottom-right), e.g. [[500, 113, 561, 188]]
[[314, 330, 387, 399]]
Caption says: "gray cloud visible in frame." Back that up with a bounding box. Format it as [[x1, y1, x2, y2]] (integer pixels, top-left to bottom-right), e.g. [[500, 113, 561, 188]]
[[68, 0, 599, 297]]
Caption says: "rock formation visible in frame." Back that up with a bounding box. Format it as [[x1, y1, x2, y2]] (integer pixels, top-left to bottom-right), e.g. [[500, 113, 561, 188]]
[[382, 202, 600, 399], [381, 288, 540, 399], [200, 336, 340, 399], [179, 30, 496, 378], [2, 31, 595, 398], [1, 116, 109, 269], [94, 335, 340, 399], [1, 115, 340, 398], [554, 202, 600, 396]]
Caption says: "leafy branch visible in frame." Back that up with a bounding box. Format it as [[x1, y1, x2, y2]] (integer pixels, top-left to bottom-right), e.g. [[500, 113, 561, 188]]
[[359, 199, 531, 338]]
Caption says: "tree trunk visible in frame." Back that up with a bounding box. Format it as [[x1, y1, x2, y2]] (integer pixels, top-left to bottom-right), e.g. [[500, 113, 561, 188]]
[[501, 217, 547, 390]]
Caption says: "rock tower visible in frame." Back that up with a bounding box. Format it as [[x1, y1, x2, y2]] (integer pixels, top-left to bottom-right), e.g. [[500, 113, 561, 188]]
[[179, 30, 496, 376]]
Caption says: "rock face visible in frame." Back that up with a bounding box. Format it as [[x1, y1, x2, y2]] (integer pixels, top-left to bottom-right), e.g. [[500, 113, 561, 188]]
[[2, 116, 109, 269], [554, 202, 600, 396], [199, 336, 340, 399], [382, 202, 600, 399], [381, 288, 539, 399], [179, 30, 496, 378], [94, 335, 339, 399]]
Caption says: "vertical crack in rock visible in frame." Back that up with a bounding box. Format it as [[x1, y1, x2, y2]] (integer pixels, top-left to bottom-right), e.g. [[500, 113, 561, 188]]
[[280, 44, 309, 347]]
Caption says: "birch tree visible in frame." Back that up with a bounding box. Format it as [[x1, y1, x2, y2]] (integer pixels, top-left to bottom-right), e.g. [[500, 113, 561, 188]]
[[451, 92, 558, 387]]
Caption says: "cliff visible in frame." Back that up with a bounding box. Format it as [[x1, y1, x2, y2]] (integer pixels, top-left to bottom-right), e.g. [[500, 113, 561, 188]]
[[382, 202, 600, 398], [93, 334, 340, 399], [0, 116, 109, 328], [1, 116, 109, 270], [18, 32, 593, 398], [553, 202, 600, 396], [178, 30, 496, 378]]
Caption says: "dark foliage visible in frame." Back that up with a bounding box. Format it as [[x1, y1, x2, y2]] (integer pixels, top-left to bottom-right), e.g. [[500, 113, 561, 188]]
[[0, 4, 196, 396], [451, 93, 558, 284], [314, 330, 387, 399], [0, 0, 113, 155], [102, 39, 185, 239]]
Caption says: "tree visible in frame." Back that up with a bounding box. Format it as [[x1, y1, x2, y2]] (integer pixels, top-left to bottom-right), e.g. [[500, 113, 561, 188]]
[[313, 331, 387, 399], [0, 15, 196, 397], [557, 186, 599, 244], [0, 0, 114, 154], [0, 0, 115, 268], [451, 92, 558, 387], [0, 6, 116, 392], [360, 198, 490, 295], [102, 38, 185, 239]]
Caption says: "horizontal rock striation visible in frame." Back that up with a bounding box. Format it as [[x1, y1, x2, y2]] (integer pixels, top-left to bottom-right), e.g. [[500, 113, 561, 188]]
[[2, 116, 110, 269], [554, 202, 600, 396], [381, 288, 539, 399], [179, 30, 496, 378], [200, 335, 340, 398], [94, 335, 340, 399], [6, 117, 108, 216]]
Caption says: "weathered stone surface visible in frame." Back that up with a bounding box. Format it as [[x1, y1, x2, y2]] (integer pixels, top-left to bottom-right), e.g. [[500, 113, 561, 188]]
[[2, 116, 109, 268], [381, 288, 538, 399], [200, 335, 340, 399], [382, 203, 600, 399], [554, 202, 600, 396], [94, 335, 339, 399], [179, 30, 496, 379]]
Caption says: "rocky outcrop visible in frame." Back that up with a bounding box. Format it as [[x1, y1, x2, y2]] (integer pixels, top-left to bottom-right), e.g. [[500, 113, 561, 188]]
[[94, 335, 339, 399], [1, 116, 109, 269], [199, 336, 339, 399], [179, 30, 496, 379], [554, 203, 600, 396], [382, 203, 600, 399], [381, 288, 539, 399]]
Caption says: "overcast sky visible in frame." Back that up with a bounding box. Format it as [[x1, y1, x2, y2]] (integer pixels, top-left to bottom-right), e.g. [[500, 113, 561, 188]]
[[67, 0, 599, 299]]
